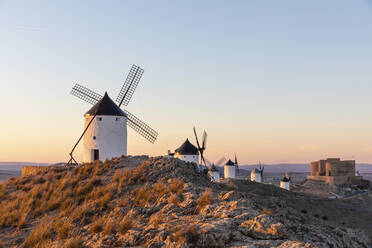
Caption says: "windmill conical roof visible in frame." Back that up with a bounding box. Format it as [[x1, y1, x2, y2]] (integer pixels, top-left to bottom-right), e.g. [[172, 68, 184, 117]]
[[209, 164, 219, 172], [85, 92, 126, 117], [281, 176, 290, 182], [225, 159, 235, 166], [251, 168, 260, 174], [175, 139, 199, 155]]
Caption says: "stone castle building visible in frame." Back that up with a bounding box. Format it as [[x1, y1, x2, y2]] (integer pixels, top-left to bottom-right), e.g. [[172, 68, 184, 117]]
[[307, 158, 363, 185]]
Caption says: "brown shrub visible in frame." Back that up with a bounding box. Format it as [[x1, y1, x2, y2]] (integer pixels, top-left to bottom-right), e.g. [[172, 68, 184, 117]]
[[119, 217, 133, 234], [63, 237, 84, 248], [89, 217, 105, 233], [150, 214, 162, 228], [134, 185, 153, 206], [113, 170, 121, 182], [196, 189, 213, 212], [169, 178, 184, 194], [56, 219, 73, 240], [173, 224, 200, 245], [152, 180, 168, 197], [99, 192, 113, 210], [260, 208, 273, 216], [70, 202, 93, 224], [23, 219, 55, 247], [104, 220, 117, 235], [168, 193, 180, 205], [17, 210, 30, 229]]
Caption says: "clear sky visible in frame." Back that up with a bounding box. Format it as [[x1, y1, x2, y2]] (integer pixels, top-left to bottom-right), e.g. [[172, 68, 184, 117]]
[[1, 1, 372, 164]]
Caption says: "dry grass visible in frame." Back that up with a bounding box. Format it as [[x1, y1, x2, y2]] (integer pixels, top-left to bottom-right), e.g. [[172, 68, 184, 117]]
[[196, 188, 213, 212], [63, 237, 84, 248], [169, 178, 184, 194], [173, 224, 200, 245], [56, 219, 73, 240], [260, 208, 273, 216], [119, 217, 133, 234], [23, 218, 55, 247], [150, 214, 162, 228], [104, 220, 117, 235], [89, 217, 105, 233], [168, 193, 180, 204], [134, 185, 153, 206]]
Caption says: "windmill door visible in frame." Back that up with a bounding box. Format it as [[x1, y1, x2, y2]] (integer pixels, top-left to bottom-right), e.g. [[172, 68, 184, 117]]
[[93, 149, 99, 161]]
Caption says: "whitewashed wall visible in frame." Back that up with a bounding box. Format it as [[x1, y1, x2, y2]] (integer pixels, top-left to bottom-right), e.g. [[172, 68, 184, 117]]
[[224, 165, 236, 179], [174, 154, 199, 164], [280, 181, 290, 190], [251, 172, 262, 183], [83, 115, 127, 163]]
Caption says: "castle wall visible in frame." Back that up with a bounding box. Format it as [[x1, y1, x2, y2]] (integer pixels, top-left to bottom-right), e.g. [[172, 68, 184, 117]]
[[319, 160, 326, 176], [307, 158, 360, 185], [310, 162, 318, 176]]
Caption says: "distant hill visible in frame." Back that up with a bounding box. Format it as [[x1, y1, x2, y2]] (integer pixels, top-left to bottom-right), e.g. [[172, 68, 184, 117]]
[[0, 162, 50, 171]]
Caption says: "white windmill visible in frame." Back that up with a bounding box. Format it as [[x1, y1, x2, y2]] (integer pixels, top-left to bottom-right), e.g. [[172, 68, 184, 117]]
[[67, 65, 158, 164], [280, 173, 291, 190], [251, 162, 264, 183], [205, 157, 226, 183]]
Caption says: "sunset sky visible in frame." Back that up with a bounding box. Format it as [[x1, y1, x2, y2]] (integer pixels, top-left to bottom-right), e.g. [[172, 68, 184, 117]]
[[1, 1, 372, 164]]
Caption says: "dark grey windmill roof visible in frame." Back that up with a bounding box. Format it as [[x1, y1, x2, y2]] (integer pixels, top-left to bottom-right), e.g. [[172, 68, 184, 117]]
[[282, 177, 290, 182], [225, 159, 235, 166], [175, 139, 199, 155], [251, 168, 260, 174], [85, 92, 126, 117], [209, 164, 219, 172]]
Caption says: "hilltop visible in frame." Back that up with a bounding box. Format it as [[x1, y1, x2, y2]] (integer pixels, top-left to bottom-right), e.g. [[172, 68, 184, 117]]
[[0, 156, 371, 247]]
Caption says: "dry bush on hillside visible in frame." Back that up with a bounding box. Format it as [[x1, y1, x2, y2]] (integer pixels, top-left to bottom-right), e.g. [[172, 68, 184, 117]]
[[89, 216, 105, 233], [152, 180, 168, 197], [150, 214, 162, 228], [173, 224, 200, 245], [56, 218, 74, 240], [134, 184, 153, 207], [168, 193, 180, 204], [23, 218, 55, 247], [169, 178, 184, 194], [119, 216, 133, 234], [260, 208, 273, 216], [63, 237, 84, 248], [196, 188, 213, 212], [104, 220, 117, 235]]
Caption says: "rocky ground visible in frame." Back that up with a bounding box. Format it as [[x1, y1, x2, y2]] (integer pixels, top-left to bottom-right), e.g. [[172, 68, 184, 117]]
[[0, 156, 371, 247]]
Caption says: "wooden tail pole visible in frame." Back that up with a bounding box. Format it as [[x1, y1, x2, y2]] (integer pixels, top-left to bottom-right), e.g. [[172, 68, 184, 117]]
[[67, 112, 98, 166]]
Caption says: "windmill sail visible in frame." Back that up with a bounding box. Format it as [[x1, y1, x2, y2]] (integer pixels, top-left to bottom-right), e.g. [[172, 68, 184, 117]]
[[71, 84, 102, 105], [123, 109, 158, 143], [116, 64, 144, 107], [70, 85, 158, 143]]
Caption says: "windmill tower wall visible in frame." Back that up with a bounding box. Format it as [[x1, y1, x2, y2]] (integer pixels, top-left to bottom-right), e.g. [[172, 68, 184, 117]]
[[174, 154, 199, 164], [251, 172, 262, 183], [224, 165, 236, 179], [83, 115, 127, 163], [209, 171, 220, 182], [280, 181, 290, 190]]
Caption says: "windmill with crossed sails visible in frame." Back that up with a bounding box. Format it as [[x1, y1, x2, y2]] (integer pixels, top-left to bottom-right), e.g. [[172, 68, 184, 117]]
[[67, 64, 158, 165]]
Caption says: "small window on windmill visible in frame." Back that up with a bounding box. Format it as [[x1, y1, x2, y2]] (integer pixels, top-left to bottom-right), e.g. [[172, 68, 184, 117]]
[[98, 117, 102, 121], [93, 136, 96, 140], [116, 117, 120, 121]]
